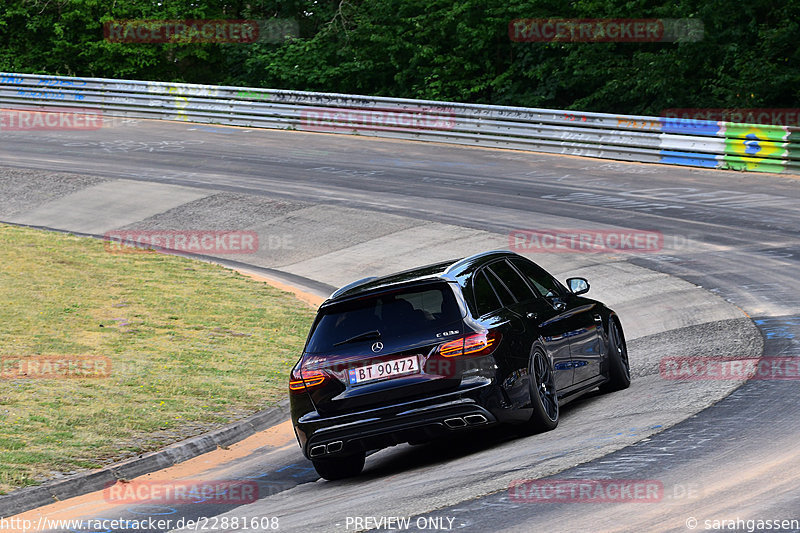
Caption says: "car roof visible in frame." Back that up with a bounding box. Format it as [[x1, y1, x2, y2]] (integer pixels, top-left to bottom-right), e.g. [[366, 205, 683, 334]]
[[326, 250, 519, 303]]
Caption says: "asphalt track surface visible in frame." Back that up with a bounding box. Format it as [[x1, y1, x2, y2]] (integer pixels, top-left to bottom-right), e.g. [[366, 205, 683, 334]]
[[1, 119, 799, 533]]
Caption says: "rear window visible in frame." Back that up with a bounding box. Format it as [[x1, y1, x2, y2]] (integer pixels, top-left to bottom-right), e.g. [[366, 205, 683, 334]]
[[305, 283, 464, 353]]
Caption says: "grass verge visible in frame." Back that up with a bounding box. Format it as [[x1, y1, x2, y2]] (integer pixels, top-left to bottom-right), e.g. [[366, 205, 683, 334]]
[[0, 223, 316, 494]]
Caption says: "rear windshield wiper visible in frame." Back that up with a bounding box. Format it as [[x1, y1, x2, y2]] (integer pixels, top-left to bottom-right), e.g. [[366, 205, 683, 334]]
[[333, 330, 382, 347]]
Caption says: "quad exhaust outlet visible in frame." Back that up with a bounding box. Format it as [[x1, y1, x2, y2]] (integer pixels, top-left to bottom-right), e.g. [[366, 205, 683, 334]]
[[444, 414, 488, 428], [309, 440, 344, 457]]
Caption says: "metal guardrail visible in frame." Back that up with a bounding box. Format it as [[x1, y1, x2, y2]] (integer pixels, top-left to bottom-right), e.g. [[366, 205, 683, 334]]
[[1, 72, 798, 174]]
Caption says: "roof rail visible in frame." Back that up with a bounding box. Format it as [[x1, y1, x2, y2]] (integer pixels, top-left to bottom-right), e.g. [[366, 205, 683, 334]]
[[444, 249, 512, 274]]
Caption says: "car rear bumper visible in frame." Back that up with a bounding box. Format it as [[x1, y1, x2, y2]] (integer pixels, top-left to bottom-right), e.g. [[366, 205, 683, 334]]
[[295, 378, 499, 459]]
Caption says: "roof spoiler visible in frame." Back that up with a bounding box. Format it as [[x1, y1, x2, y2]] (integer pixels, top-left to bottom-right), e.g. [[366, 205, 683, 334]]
[[328, 276, 378, 300]]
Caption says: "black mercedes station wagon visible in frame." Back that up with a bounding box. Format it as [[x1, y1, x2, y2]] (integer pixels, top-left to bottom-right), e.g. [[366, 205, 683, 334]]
[[289, 250, 630, 480]]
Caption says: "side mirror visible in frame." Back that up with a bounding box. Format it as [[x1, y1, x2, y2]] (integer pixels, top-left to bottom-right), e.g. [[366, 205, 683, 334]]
[[566, 277, 590, 295]]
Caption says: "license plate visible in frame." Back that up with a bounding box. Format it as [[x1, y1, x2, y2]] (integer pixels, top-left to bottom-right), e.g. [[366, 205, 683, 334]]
[[348, 356, 420, 385]]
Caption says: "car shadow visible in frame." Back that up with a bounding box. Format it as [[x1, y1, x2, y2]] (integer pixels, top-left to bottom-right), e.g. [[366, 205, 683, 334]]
[[356, 396, 593, 481]]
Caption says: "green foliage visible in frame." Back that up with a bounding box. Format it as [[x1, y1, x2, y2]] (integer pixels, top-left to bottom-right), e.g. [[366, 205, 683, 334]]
[[0, 0, 797, 114]]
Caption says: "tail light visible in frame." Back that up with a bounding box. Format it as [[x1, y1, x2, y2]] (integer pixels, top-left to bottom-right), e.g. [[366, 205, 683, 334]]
[[289, 365, 326, 393], [438, 331, 500, 358]]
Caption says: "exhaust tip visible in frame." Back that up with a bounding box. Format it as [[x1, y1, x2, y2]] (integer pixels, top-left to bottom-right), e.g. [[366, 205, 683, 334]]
[[326, 441, 343, 453], [464, 414, 488, 425], [309, 444, 327, 457], [444, 417, 467, 429]]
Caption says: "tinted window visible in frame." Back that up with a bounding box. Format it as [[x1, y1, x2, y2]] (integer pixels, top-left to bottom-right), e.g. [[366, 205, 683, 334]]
[[472, 270, 503, 316], [510, 258, 564, 299], [306, 283, 462, 352], [487, 260, 537, 303], [484, 268, 515, 304]]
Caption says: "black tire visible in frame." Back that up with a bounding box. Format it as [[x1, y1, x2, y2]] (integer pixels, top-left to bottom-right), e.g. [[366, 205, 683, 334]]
[[519, 349, 559, 434], [312, 453, 365, 481], [599, 318, 631, 393]]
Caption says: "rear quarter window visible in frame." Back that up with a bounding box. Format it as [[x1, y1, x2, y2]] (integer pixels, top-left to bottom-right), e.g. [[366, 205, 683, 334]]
[[472, 270, 503, 317]]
